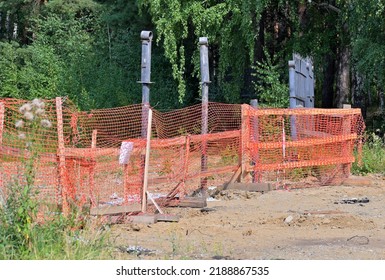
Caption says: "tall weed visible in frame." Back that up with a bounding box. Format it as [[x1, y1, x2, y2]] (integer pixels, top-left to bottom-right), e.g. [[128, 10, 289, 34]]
[[352, 133, 385, 175], [0, 99, 110, 259]]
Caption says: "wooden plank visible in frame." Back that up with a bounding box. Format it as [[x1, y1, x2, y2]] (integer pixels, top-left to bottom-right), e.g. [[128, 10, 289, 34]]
[[342, 177, 373, 186], [156, 214, 180, 222], [56, 97, 69, 215], [89, 130, 97, 207], [178, 197, 207, 208], [90, 203, 141, 215], [127, 214, 157, 224], [239, 105, 248, 182], [142, 108, 153, 213], [226, 165, 242, 187], [146, 191, 163, 214], [224, 182, 272, 192]]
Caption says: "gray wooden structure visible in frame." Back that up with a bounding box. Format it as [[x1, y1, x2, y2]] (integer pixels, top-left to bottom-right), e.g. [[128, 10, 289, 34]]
[[289, 54, 314, 108]]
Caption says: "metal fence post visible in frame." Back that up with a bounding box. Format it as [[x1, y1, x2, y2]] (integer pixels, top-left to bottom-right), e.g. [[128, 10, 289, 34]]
[[139, 31, 153, 209], [199, 37, 210, 192], [289, 60, 296, 109], [288, 60, 297, 140], [250, 99, 260, 182], [139, 31, 153, 139]]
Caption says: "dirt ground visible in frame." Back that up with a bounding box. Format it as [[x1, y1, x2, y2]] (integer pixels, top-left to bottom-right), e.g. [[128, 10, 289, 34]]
[[108, 174, 385, 260]]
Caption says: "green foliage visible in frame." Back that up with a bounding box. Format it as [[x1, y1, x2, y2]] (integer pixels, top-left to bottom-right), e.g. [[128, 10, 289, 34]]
[[349, 0, 385, 94], [352, 133, 385, 175], [0, 181, 38, 257], [0, 42, 20, 98], [2, 0, 385, 112], [138, 0, 274, 103], [253, 50, 289, 108], [0, 42, 62, 100]]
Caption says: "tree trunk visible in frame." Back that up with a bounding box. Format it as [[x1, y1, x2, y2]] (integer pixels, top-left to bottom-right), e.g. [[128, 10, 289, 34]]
[[351, 68, 366, 119], [0, 12, 6, 40], [379, 90, 384, 112], [242, 9, 266, 100], [255, 10, 266, 64], [298, 1, 307, 36], [321, 53, 336, 108], [335, 45, 350, 108]]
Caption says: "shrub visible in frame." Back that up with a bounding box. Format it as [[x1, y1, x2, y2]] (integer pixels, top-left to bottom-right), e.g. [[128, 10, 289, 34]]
[[352, 133, 385, 175]]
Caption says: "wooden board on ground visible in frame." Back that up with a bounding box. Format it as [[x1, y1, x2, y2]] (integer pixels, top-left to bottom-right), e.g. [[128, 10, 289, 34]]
[[343, 176, 373, 186], [127, 214, 157, 224], [156, 214, 180, 222], [222, 182, 272, 192], [90, 203, 141, 216], [178, 197, 207, 208]]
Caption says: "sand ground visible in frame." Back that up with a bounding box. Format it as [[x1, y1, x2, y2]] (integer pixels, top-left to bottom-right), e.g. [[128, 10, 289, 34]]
[[108, 174, 385, 260]]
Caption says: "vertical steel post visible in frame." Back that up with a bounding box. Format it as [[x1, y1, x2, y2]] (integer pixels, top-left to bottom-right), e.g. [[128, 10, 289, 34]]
[[289, 60, 296, 109], [199, 37, 210, 191], [288, 60, 297, 140], [250, 99, 260, 182], [139, 31, 153, 138], [139, 31, 153, 208]]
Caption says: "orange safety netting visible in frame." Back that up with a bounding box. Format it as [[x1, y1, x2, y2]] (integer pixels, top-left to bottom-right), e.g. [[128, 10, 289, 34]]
[[0, 98, 365, 216]]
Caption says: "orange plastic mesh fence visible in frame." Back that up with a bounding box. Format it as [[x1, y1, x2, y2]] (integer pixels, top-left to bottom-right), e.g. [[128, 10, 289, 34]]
[[0, 98, 365, 216], [244, 105, 365, 187]]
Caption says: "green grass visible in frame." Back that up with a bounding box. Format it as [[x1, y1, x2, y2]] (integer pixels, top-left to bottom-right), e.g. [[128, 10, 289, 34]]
[[352, 133, 385, 175], [0, 183, 111, 260], [0, 99, 112, 260]]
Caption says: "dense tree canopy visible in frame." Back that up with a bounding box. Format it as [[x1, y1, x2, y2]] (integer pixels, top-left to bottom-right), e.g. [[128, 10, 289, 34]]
[[0, 0, 385, 128]]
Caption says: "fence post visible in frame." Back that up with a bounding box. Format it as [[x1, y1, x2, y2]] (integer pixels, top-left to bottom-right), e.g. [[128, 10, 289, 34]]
[[0, 102, 4, 192], [140, 31, 153, 139], [288, 59, 297, 140], [142, 109, 153, 213], [89, 129, 97, 207], [250, 99, 261, 182], [342, 104, 352, 177], [139, 31, 153, 206], [199, 37, 210, 192], [55, 97, 69, 216], [239, 104, 250, 183]]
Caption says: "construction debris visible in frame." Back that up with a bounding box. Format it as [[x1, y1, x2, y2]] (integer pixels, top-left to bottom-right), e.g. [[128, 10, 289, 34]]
[[335, 197, 370, 204]]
